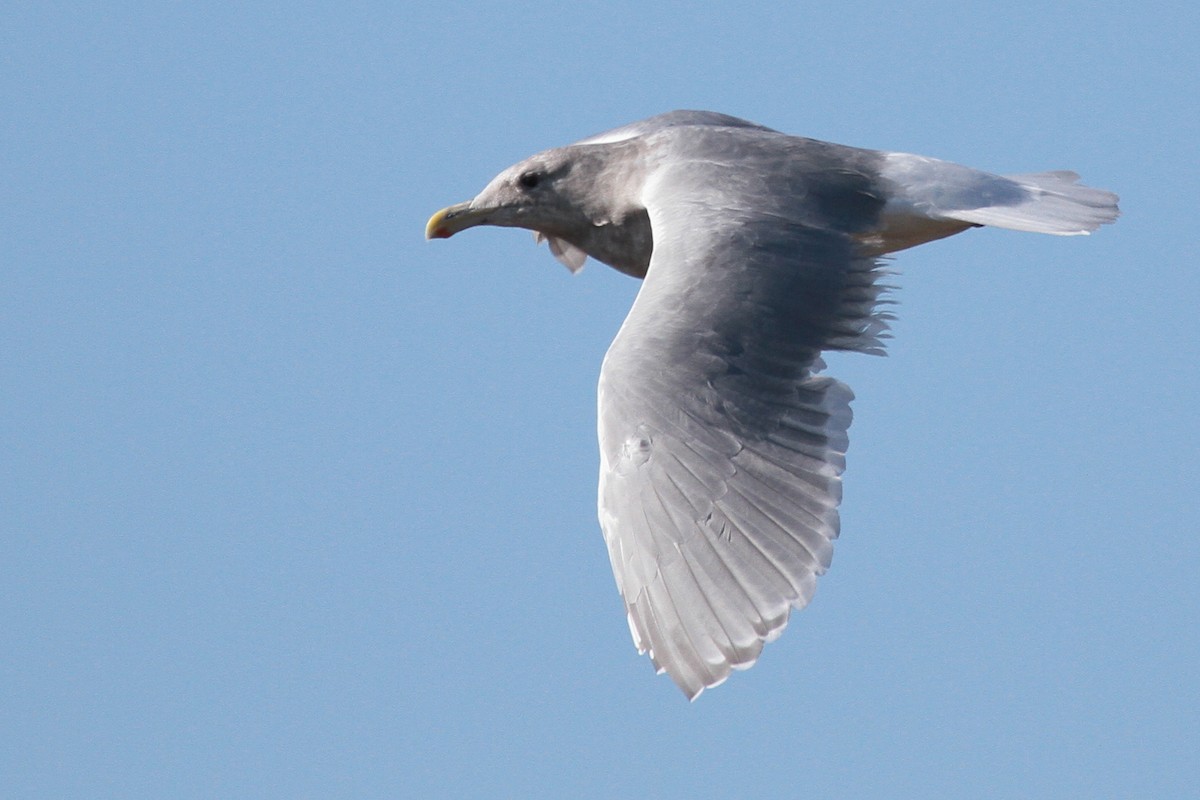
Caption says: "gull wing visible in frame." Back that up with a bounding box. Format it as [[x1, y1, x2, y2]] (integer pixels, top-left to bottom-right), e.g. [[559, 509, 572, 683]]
[[574, 109, 777, 146], [596, 154, 890, 698]]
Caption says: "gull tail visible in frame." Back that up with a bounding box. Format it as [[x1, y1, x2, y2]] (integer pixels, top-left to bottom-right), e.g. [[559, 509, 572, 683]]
[[878, 152, 1120, 243], [945, 170, 1121, 235]]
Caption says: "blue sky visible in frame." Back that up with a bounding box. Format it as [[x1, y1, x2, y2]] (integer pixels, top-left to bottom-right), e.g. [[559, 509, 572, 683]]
[[3, 2, 1198, 798]]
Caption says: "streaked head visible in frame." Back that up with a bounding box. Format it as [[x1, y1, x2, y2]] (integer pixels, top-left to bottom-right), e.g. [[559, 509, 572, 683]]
[[425, 148, 583, 240]]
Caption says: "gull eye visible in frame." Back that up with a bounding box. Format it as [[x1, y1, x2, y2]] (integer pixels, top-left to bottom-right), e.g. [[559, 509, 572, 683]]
[[518, 171, 542, 190]]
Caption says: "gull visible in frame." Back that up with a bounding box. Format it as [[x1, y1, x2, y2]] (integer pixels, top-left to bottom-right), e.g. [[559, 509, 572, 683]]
[[426, 110, 1119, 699]]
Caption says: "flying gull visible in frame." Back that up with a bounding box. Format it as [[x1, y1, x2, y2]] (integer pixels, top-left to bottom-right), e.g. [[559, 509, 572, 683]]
[[426, 110, 1119, 699]]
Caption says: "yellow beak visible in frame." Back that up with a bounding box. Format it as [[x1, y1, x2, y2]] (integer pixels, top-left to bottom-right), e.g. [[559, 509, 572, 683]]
[[425, 201, 491, 239]]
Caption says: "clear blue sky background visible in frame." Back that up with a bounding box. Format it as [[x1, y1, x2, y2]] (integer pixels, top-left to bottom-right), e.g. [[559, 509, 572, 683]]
[[4, 3, 1197, 798]]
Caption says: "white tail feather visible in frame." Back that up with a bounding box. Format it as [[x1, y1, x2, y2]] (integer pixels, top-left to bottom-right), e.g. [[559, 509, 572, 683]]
[[880, 152, 1120, 238]]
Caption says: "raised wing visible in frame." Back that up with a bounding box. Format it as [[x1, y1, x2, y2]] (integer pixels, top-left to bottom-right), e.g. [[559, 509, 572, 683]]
[[597, 153, 891, 698], [573, 110, 777, 146]]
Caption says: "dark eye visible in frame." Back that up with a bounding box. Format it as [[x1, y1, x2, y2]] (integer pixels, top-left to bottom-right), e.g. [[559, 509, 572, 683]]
[[518, 171, 541, 189]]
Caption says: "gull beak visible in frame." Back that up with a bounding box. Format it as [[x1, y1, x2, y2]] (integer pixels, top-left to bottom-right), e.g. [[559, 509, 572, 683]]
[[425, 201, 492, 239]]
